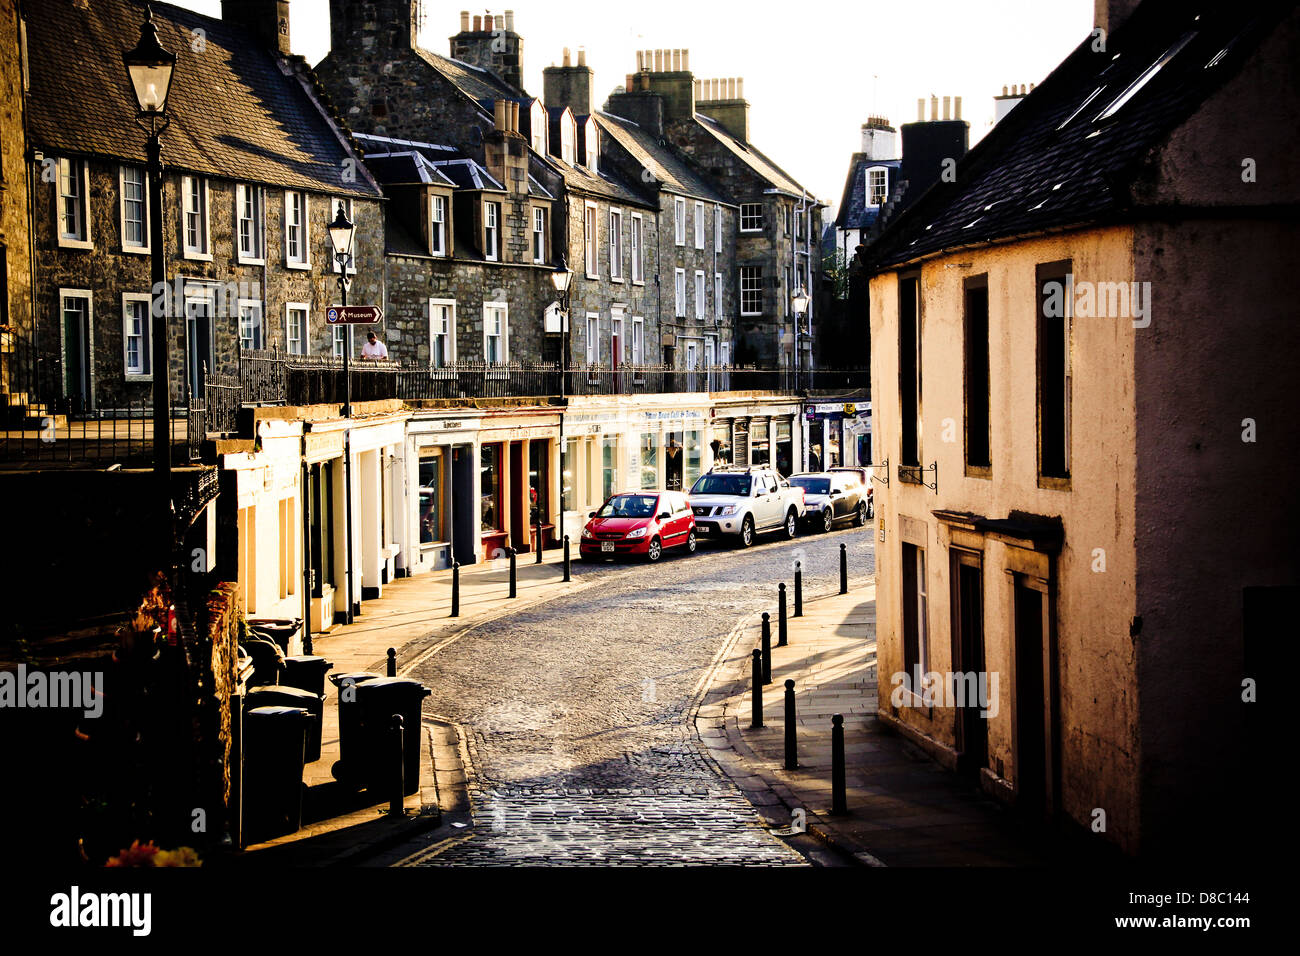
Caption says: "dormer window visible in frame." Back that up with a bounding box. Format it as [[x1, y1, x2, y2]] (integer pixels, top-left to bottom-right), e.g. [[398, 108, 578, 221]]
[[867, 167, 888, 205], [484, 200, 500, 261], [585, 121, 598, 172], [561, 115, 576, 165], [530, 101, 548, 154], [431, 194, 447, 257]]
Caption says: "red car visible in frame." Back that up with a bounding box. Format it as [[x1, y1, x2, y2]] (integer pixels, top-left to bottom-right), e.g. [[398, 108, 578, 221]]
[[580, 490, 697, 562]]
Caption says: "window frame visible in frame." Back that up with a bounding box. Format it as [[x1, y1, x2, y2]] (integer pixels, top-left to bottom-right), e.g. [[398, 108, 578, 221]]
[[483, 199, 501, 262], [964, 274, 992, 477], [430, 297, 457, 366], [631, 316, 645, 366], [867, 166, 889, 206], [430, 192, 449, 258], [56, 158, 92, 249], [714, 203, 723, 251], [898, 273, 923, 471], [284, 190, 310, 269], [58, 288, 95, 403], [694, 201, 705, 249], [236, 183, 266, 265], [237, 297, 265, 351], [584, 200, 598, 278], [285, 301, 309, 356], [674, 268, 686, 318], [740, 202, 763, 233], [121, 292, 152, 380], [674, 196, 686, 246], [739, 265, 763, 316], [1036, 260, 1073, 488], [585, 312, 600, 365], [630, 212, 644, 284], [332, 324, 346, 358], [330, 197, 357, 275], [714, 272, 723, 321], [609, 207, 624, 281], [118, 165, 150, 254], [531, 205, 547, 264], [483, 300, 509, 363], [900, 541, 930, 708], [181, 175, 212, 261], [694, 270, 706, 320]]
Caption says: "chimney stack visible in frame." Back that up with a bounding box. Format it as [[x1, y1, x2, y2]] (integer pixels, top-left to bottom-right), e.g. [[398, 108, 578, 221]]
[[452, 10, 525, 91], [1094, 0, 1142, 34], [223, 0, 291, 56], [860, 115, 896, 161], [993, 82, 1033, 124], [695, 73, 749, 141], [544, 43, 594, 117]]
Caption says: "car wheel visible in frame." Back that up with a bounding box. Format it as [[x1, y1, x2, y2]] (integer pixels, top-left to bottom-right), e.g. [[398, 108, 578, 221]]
[[739, 515, 755, 548], [686, 529, 698, 553], [867, 500, 874, 519], [647, 537, 662, 562], [854, 501, 867, 527], [784, 509, 797, 539], [820, 507, 833, 533]]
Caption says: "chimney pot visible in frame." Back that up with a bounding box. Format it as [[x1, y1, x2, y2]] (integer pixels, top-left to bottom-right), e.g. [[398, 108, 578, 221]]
[[494, 99, 506, 131], [737, 78, 743, 99], [460, 11, 469, 32], [505, 9, 514, 32], [514, 101, 521, 131], [473, 14, 481, 30], [563, 47, 571, 67], [942, 95, 950, 120], [631, 74, 638, 91], [636, 50, 643, 71], [954, 96, 962, 120], [683, 50, 690, 71], [917, 98, 924, 122], [654, 49, 663, 72], [577, 47, 586, 67], [930, 95, 938, 121], [484, 14, 493, 32]]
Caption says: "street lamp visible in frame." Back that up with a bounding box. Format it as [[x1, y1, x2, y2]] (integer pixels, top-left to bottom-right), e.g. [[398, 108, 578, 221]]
[[327, 201, 358, 624], [123, 3, 176, 483], [792, 288, 810, 392], [551, 256, 574, 395]]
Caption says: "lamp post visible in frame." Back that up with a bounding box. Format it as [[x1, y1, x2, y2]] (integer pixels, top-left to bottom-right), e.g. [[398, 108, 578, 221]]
[[551, 256, 574, 396], [123, 4, 176, 484], [327, 202, 358, 623], [792, 288, 809, 393]]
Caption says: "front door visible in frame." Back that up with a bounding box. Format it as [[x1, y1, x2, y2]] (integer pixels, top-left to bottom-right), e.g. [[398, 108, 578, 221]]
[[1013, 575, 1056, 818], [953, 551, 988, 779], [61, 294, 92, 413], [186, 294, 214, 403], [611, 315, 623, 392]]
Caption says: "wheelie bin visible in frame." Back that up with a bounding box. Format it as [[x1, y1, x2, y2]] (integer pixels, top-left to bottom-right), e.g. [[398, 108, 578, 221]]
[[243, 705, 310, 840], [353, 677, 432, 795], [246, 685, 324, 762]]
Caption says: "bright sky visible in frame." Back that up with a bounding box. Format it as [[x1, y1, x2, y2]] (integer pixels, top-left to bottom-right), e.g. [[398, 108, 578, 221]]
[[177, 0, 1094, 212]]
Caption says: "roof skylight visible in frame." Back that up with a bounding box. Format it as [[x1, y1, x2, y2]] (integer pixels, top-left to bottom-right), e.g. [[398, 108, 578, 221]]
[[1095, 31, 1198, 122]]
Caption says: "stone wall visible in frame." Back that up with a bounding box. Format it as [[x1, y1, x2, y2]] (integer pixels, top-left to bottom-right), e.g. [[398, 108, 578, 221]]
[[0, 0, 31, 345], [199, 581, 240, 823]]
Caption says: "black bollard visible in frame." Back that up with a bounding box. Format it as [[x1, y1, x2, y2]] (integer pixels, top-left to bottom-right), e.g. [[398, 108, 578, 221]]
[[536, 510, 544, 564], [450, 561, 460, 617], [761, 614, 772, 685], [389, 714, 405, 818], [778, 582, 788, 647], [750, 649, 764, 728], [509, 547, 517, 599], [784, 680, 798, 770], [831, 713, 847, 815], [303, 627, 313, 656], [386, 647, 397, 677], [761, 612, 771, 657], [794, 561, 803, 618], [563, 535, 571, 582], [840, 542, 848, 595]]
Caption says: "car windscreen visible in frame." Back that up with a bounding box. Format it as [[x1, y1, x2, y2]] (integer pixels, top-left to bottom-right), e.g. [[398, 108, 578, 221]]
[[596, 495, 659, 518], [790, 477, 831, 495], [691, 474, 752, 496]]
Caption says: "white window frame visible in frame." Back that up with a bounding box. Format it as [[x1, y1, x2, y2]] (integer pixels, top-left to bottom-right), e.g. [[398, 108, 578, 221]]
[[714, 203, 723, 251], [631, 316, 644, 366], [674, 197, 686, 246], [714, 272, 723, 321], [236, 184, 266, 265], [483, 301, 509, 362], [674, 268, 686, 317], [740, 202, 763, 232], [429, 297, 457, 366], [694, 201, 705, 249], [122, 292, 152, 380], [867, 166, 889, 206], [740, 266, 763, 316], [531, 206, 546, 263], [431, 193, 448, 257], [56, 158, 92, 249], [285, 302, 309, 356], [332, 324, 346, 358], [585, 313, 599, 365], [694, 270, 706, 320], [609, 208, 623, 281], [238, 298, 265, 351], [630, 212, 644, 284], [585, 120, 598, 172], [119, 165, 149, 254], [561, 115, 576, 165], [530, 101, 548, 155], [181, 175, 211, 260], [720, 341, 730, 366], [284, 190, 310, 269], [331, 197, 357, 275], [484, 200, 500, 262], [611, 309, 624, 366], [58, 288, 95, 402], [584, 200, 598, 278]]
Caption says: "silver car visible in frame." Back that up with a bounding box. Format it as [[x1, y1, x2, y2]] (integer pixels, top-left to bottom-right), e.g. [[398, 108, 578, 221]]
[[788, 472, 869, 532]]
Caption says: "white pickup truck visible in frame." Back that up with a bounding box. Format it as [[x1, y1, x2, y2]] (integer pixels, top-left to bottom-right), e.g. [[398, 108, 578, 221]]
[[687, 467, 806, 547]]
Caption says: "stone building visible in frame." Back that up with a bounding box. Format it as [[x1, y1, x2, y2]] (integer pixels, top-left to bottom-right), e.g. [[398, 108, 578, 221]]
[[19, 0, 383, 412], [0, 0, 34, 424], [862, 0, 1298, 857]]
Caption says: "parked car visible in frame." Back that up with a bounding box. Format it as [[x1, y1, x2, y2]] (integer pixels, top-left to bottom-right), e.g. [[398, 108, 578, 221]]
[[687, 467, 805, 547], [789, 472, 870, 532], [828, 466, 874, 518], [580, 490, 696, 562]]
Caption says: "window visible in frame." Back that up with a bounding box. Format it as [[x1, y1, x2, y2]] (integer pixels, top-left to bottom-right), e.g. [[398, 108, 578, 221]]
[[609, 209, 623, 280], [181, 176, 210, 258], [784, 206, 792, 236], [1096, 31, 1197, 122], [430, 298, 456, 366], [674, 197, 686, 246], [332, 324, 345, 358], [585, 313, 599, 365], [901, 542, 929, 699], [484, 201, 500, 261], [122, 294, 151, 378], [630, 213, 644, 283], [694, 271, 706, 320], [285, 303, 308, 355], [868, 167, 888, 206], [585, 122, 598, 171], [530, 101, 548, 154], [418, 449, 445, 544], [674, 269, 686, 317], [481, 444, 502, 532], [57, 158, 90, 246], [1037, 261, 1072, 483], [236, 184, 265, 263], [238, 300, 264, 351], [964, 277, 991, 474], [899, 275, 921, 468], [631, 316, 644, 365], [714, 203, 723, 251], [561, 116, 575, 165], [784, 266, 792, 316], [740, 202, 763, 232], [740, 266, 763, 316], [282, 190, 308, 267], [431, 194, 448, 257], [584, 202, 598, 276], [483, 302, 508, 362], [714, 273, 723, 320], [694, 201, 705, 249], [720, 341, 730, 366], [531, 206, 546, 263], [120, 166, 148, 252]]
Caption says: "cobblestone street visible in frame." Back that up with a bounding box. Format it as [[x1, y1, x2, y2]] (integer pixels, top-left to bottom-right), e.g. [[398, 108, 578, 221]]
[[397, 528, 876, 866]]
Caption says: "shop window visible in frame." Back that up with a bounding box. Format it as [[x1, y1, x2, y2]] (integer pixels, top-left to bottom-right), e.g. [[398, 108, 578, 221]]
[[750, 420, 770, 466], [601, 436, 619, 501], [419, 450, 445, 544], [640, 432, 659, 490], [684, 431, 702, 487], [562, 437, 577, 512], [480, 444, 502, 532], [774, 418, 792, 476]]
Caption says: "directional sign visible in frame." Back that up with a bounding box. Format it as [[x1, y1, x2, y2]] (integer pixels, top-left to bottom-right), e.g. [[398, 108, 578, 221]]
[[326, 305, 383, 325]]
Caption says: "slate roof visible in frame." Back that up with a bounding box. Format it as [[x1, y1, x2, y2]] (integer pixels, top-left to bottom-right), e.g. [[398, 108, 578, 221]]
[[835, 154, 901, 231], [361, 151, 458, 187], [595, 112, 732, 205], [865, 0, 1290, 271], [538, 109, 653, 207], [692, 114, 809, 197], [412, 48, 527, 116], [25, 0, 378, 197]]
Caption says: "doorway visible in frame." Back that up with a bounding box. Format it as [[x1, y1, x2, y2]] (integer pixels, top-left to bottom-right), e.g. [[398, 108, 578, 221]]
[[951, 550, 987, 780], [186, 294, 215, 403], [1013, 574, 1056, 819], [665, 431, 683, 490], [60, 294, 92, 413]]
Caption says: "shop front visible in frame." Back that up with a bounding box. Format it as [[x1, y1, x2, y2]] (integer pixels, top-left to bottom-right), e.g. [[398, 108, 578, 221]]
[[709, 399, 804, 477], [478, 409, 562, 560], [406, 412, 480, 571], [804, 401, 872, 471]]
